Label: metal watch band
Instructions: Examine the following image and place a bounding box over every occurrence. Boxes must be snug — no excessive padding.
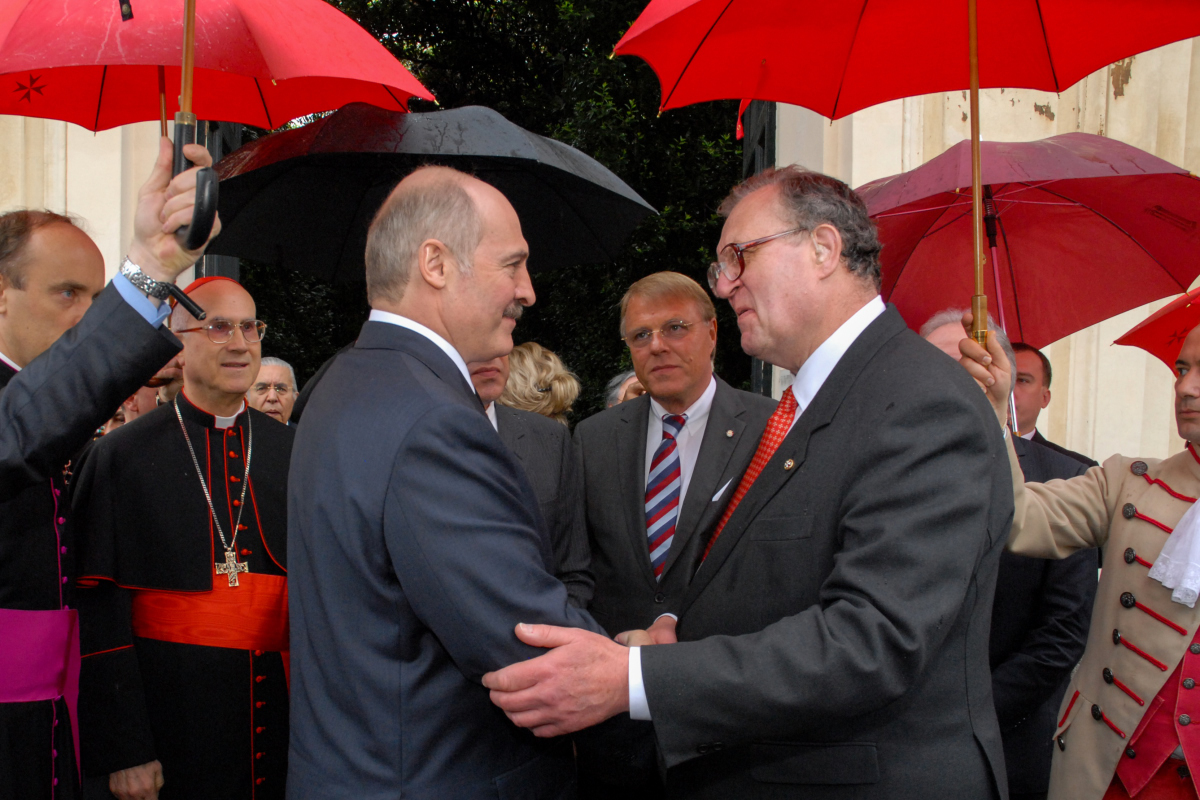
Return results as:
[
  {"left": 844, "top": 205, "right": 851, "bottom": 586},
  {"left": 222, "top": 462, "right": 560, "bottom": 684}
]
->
[{"left": 120, "top": 258, "right": 172, "bottom": 300}]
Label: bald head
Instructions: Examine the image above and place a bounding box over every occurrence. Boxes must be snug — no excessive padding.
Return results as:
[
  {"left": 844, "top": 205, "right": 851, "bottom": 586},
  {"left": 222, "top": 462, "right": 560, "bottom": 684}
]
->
[
  {"left": 365, "top": 166, "right": 487, "bottom": 305},
  {"left": 172, "top": 279, "right": 262, "bottom": 416}
]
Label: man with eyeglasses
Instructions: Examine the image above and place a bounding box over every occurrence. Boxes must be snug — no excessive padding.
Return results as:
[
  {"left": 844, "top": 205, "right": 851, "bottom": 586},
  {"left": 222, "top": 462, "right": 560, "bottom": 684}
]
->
[
  {"left": 483, "top": 166, "right": 1015, "bottom": 800},
  {"left": 70, "top": 276, "right": 294, "bottom": 800},
  {"left": 571, "top": 270, "right": 775, "bottom": 798},
  {"left": 248, "top": 357, "right": 298, "bottom": 425}
]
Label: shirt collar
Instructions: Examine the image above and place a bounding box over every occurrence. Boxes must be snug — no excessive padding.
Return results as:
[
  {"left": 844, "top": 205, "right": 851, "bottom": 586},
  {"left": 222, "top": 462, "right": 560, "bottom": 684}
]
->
[
  {"left": 1020, "top": 429, "right": 1036, "bottom": 440},
  {"left": 485, "top": 401, "right": 498, "bottom": 431},
  {"left": 0, "top": 349, "right": 20, "bottom": 373},
  {"left": 177, "top": 392, "right": 246, "bottom": 430},
  {"left": 368, "top": 309, "right": 473, "bottom": 389},
  {"left": 649, "top": 374, "right": 717, "bottom": 425},
  {"left": 790, "top": 296, "right": 886, "bottom": 412}
]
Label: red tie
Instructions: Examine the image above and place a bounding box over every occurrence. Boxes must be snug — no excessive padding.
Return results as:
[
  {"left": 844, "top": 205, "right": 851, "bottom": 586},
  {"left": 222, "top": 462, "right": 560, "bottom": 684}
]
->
[{"left": 703, "top": 386, "right": 799, "bottom": 560}]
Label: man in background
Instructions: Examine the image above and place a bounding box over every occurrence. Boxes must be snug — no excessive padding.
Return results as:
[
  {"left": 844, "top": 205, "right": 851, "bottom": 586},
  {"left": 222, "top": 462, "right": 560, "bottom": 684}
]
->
[
  {"left": 1011, "top": 342, "right": 1096, "bottom": 467},
  {"left": 605, "top": 369, "right": 644, "bottom": 408},
  {"left": 470, "top": 354, "right": 592, "bottom": 607},
  {"left": 248, "top": 356, "right": 298, "bottom": 424}
]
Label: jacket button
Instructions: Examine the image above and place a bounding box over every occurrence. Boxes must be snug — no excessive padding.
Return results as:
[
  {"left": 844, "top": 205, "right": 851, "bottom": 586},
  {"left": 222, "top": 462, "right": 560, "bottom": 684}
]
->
[
  {"left": 1123, "top": 503, "right": 1137, "bottom": 520},
  {"left": 1124, "top": 548, "right": 1137, "bottom": 564},
  {"left": 256, "top": 778, "right": 266, "bottom": 785},
  {"left": 1114, "top": 629, "right": 1123, "bottom": 645},
  {"left": 255, "top": 675, "right": 266, "bottom": 683},
  {"left": 654, "top": 592, "right": 666, "bottom": 603},
  {"left": 256, "top": 752, "right": 265, "bottom": 760},
  {"left": 1182, "top": 714, "right": 1192, "bottom": 726},
  {"left": 1185, "top": 679, "right": 1196, "bottom": 690},
  {"left": 1126, "top": 747, "right": 1136, "bottom": 759},
  {"left": 1121, "top": 592, "right": 1137, "bottom": 609},
  {"left": 1058, "top": 736, "right": 1067, "bottom": 751},
  {"left": 1092, "top": 704, "right": 1103, "bottom": 721},
  {"left": 256, "top": 726, "right": 265, "bottom": 734},
  {"left": 1131, "top": 461, "right": 1148, "bottom": 476},
  {"left": 1103, "top": 668, "right": 1114, "bottom": 684},
  {"left": 1191, "top": 643, "right": 1200, "bottom": 655}
]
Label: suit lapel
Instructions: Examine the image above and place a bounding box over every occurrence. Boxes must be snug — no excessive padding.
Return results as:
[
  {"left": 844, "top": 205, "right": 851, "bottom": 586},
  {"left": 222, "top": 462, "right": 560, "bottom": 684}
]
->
[
  {"left": 662, "top": 379, "right": 746, "bottom": 577},
  {"left": 495, "top": 406, "right": 525, "bottom": 455},
  {"left": 354, "top": 320, "right": 482, "bottom": 410},
  {"left": 617, "top": 395, "right": 658, "bottom": 589},
  {"left": 680, "top": 307, "right": 908, "bottom": 612}
]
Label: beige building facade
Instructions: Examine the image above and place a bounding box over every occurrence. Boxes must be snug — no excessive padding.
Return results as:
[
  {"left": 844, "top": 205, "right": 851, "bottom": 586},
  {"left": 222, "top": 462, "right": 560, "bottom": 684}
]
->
[{"left": 775, "top": 38, "right": 1200, "bottom": 463}]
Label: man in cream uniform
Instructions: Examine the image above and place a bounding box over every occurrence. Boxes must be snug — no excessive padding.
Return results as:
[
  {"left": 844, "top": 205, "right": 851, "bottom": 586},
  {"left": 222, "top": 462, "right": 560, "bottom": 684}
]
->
[{"left": 965, "top": 316, "right": 1200, "bottom": 800}]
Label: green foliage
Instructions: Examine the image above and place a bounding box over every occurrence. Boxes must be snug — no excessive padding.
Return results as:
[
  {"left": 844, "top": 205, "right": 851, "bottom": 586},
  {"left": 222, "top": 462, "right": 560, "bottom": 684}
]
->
[{"left": 241, "top": 0, "right": 748, "bottom": 419}]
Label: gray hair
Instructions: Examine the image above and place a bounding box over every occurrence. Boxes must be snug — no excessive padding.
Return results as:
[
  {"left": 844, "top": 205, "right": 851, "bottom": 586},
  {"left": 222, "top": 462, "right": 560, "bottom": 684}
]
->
[
  {"left": 719, "top": 166, "right": 883, "bottom": 290},
  {"left": 258, "top": 356, "right": 297, "bottom": 391},
  {"left": 605, "top": 369, "right": 637, "bottom": 408},
  {"left": 920, "top": 307, "right": 1016, "bottom": 395},
  {"left": 364, "top": 166, "right": 484, "bottom": 305}
]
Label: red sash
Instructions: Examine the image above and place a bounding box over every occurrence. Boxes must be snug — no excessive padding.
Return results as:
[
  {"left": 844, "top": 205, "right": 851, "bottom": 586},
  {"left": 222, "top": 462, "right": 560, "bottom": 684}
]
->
[{"left": 131, "top": 573, "right": 288, "bottom": 653}]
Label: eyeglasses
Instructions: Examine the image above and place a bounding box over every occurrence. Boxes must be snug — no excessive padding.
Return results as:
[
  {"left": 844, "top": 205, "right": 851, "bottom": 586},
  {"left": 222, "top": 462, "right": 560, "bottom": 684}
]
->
[
  {"left": 174, "top": 318, "right": 267, "bottom": 344},
  {"left": 623, "top": 319, "right": 696, "bottom": 349},
  {"left": 707, "top": 227, "right": 806, "bottom": 289},
  {"left": 252, "top": 382, "right": 293, "bottom": 396}
]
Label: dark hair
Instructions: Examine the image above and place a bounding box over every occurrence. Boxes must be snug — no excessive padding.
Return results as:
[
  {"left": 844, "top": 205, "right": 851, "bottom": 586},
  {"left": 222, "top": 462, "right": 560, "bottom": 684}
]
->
[
  {"left": 0, "top": 210, "right": 80, "bottom": 289},
  {"left": 718, "top": 166, "right": 883, "bottom": 290},
  {"left": 1012, "top": 342, "right": 1052, "bottom": 388}
]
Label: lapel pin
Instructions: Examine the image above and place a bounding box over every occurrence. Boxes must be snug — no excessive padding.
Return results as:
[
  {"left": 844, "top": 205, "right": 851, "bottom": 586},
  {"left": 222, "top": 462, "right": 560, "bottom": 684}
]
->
[
  {"left": 726, "top": 429, "right": 734, "bottom": 438},
  {"left": 783, "top": 459, "right": 795, "bottom": 471}
]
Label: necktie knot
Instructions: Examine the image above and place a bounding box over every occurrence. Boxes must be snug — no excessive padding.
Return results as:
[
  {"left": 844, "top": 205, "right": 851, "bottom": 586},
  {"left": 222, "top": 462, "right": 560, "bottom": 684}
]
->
[
  {"left": 779, "top": 386, "right": 798, "bottom": 416},
  {"left": 662, "top": 414, "right": 686, "bottom": 438}
]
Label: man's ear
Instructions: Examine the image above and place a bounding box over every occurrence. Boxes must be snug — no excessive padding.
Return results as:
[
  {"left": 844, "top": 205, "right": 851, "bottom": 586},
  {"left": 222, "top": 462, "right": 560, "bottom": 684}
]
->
[
  {"left": 810, "top": 224, "right": 843, "bottom": 279},
  {"left": 1043, "top": 388, "right": 1052, "bottom": 409},
  {"left": 416, "top": 239, "right": 452, "bottom": 289},
  {"left": 0, "top": 275, "right": 9, "bottom": 315}
]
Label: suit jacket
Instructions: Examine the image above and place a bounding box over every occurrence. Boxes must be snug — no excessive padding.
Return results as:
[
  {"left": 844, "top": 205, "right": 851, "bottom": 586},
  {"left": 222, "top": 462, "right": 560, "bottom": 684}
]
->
[
  {"left": 1007, "top": 441, "right": 1200, "bottom": 800},
  {"left": 495, "top": 404, "right": 593, "bottom": 608},
  {"left": 286, "top": 321, "right": 603, "bottom": 800},
  {"left": 994, "top": 438, "right": 1096, "bottom": 794},
  {"left": 639, "top": 307, "right": 1014, "bottom": 800},
  {"left": 1032, "top": 429, "right": 1098, "bottom": 469},
  {"left": 574, "top": 376, "right": 776, "bottom": 636}
]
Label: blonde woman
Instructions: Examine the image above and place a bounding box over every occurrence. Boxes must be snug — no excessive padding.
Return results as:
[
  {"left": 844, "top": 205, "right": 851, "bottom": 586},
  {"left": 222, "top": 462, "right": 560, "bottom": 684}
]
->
[{"left": 498, "top": 342, "right": 580, "bottom": 425}]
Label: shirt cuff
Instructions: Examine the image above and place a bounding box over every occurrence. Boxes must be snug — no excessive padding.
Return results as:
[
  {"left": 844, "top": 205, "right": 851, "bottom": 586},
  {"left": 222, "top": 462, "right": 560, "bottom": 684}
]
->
[
  {"left": 112, "top": 273, "right": 171, "bottom": 328},
  {"left": 628, "top": 646, "right": 652, "bottom": 721}
]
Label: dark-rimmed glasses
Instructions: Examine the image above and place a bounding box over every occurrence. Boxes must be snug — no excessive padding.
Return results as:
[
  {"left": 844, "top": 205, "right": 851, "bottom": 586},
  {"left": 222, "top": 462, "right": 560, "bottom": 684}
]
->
[
  {"left": 707, "top": 227, "right": 806, "bottom": 289},
  {"left": 623, "top": 319, "right": 696, "bottom": 349},
  {"left": 174, "top": 318, "right": 267, "bottom": 344}
]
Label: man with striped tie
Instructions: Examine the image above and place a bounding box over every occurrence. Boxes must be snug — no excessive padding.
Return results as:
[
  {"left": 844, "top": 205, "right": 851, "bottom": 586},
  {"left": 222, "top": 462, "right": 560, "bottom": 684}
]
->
[
  {"left": 571, "top": 272, "right": 774, "bottom": 798},
  {"left": 484, "top": 167, "right": 1015, "bottom": 800}
]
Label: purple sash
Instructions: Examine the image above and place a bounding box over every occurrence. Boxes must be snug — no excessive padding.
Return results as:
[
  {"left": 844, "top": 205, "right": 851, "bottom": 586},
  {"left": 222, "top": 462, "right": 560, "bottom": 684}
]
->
[{"left": 0, "top": 608, "right": 81, "bottom": 779}]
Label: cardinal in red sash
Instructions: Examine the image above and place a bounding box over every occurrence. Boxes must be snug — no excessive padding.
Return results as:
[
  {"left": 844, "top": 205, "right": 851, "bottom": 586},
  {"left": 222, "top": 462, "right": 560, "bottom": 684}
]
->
[{"left": 71, "top": 277, "right": 293, "bottom": 800}]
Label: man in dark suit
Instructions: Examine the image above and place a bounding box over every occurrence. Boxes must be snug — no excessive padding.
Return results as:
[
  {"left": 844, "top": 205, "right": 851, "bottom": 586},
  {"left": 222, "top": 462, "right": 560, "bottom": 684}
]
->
[
  {"left": 470, "top": 355, "right": 593, "bottom": 607},
  {"left": 484, "top": 166, "right": 1014, "bottom": 799},
  {"left": 1011, "top": 342, "right": 1097, "bottom": 468},
  {"left": 925, "top": 314, "right": 1097, "bottom": 800},
  {"left": 288, "top": 165, "right": 605, "bottom": 799},
  {"left": 0, "top": 139, "right": 220, "bottom": 800}
]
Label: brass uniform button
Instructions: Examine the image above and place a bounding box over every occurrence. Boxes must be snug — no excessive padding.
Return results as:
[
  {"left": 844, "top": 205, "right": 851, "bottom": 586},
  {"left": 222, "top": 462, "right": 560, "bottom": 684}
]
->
[
  {"left": 1114, "top": 629, "right": 1123, "bottom": 645},
  {"left": 1191, "top": 643, "right": 1200, "bottom": 655},
  {"left": 1126, "top": 747, "right": 1136, "bottom": 759},
  {"left": 1092, "top": 704, "right": 1103, "bottom": 721},
  {"left": 1124, "top": 548, "right": 1137, "bottom": 564},
  {"left": 1123, "top": 503, "right": 1137, "bottom": 520},
  {"left": 1185, "top": 679, "right": 1196, "bottom": 690},
  {"left": 1131, "top": 461, "right": 1148, "bottom": 476},
  {"left": 1181, "top": 714, "right": 1191, "bottom": 726},
  {"left": 1103, "top": 668, "right": 1114, "bottom": 684},
  {"left": 1121, "top": 592, "right": 1137, "bottom": 609}
]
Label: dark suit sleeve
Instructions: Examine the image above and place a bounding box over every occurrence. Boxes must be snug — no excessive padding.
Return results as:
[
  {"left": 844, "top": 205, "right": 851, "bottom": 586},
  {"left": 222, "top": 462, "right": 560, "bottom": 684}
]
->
[
  {"left": 991, "top": 458, "right": 1095, "bottom": 729},
  {"left": 385, "top": 403, "right": 604, "bottom": 681},
  {"left": 641, "top": 388, "right": 1008, "bottom": 767},
  {"left": 554, "top": 430, "right": 593, "bottom": 609},
  {"left": 0, "top": 283, "right": 179, "bottom": 501}
]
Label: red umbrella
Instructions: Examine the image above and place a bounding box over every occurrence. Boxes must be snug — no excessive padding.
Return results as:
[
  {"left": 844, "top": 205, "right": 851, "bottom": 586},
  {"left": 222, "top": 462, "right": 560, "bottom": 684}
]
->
[
  {"left": 0, "top": 0, "right": 434, "bottom": 131},
  {"left": 614, "top": 0, "right": 1200, "bottom": 345},
  {"left": 856, "top": 132, "right": 1200, "bottom": 349},
  {"left": 1115, "top": 287, "right": 1200, "bottom": 370}
]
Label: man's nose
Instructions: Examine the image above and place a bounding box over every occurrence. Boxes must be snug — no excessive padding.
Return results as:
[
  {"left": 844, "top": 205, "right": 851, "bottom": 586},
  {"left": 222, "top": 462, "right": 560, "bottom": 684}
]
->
[
  {"left": 648, "top": 331, "right": 671, "bottom": 353},
  {"left": 1180, "top": 367, "right": 1200, "bottom": 399},
  {"left": 515, "top": 265, "right": 536, "bottom": 308}
]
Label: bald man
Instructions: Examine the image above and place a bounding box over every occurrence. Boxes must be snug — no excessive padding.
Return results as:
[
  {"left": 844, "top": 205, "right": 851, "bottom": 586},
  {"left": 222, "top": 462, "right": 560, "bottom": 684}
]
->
[{"left": 71, "top": 277, "right": 294, "bottom": 800}]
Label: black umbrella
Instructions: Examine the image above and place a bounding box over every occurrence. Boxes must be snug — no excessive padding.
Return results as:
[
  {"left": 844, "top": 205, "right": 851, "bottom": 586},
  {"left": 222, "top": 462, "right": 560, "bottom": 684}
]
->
[{"left": 210, "top": 103, "right": 656, "bottom": 278}]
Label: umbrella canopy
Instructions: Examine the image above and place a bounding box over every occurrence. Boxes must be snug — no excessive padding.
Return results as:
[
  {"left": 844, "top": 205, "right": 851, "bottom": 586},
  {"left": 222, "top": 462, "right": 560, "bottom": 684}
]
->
[
  {"left": 856, "top": 132, "right": 1200, "bottom": 348},
  {"left": 1115, "top": 287, "right": 1200, "bottom": 370},
  {"left": 209, "top": 103, "right": 656, "bottom": 278},
  {"left": 613, "top": 0, "right": 1200, "bottom": 119},
  {"left": 0, "top": 0, "right": 433, "bottom": 131}
]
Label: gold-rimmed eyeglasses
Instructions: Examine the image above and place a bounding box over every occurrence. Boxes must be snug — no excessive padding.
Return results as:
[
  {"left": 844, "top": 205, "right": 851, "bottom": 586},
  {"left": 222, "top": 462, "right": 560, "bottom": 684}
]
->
[
  {"left": 707, "top": 227, "right": 806, "bottom": 290},
  {"left": 623, "top": 319, "right": 696, "bottom": 349},
  {"left": 174, "top": 318, "right": 267, "bottom": 344}
]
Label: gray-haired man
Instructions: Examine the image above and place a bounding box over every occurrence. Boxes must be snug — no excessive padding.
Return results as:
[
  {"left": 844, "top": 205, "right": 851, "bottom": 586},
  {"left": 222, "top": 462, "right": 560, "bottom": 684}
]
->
[{"left": 249, "top": 356, "right": 298, "bottom": 424}]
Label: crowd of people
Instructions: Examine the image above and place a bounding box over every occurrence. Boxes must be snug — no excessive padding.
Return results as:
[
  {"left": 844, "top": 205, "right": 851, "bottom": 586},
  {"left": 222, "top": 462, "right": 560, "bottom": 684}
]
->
[{"left": 2, "top": 139, "right": 1199, "bottom": 800}]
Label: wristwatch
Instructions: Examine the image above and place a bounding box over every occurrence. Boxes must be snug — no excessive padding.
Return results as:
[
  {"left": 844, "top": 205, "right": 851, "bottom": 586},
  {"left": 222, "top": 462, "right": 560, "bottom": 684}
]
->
[{"left": 120, "top": 258, "right": 171, "bottom": 300}]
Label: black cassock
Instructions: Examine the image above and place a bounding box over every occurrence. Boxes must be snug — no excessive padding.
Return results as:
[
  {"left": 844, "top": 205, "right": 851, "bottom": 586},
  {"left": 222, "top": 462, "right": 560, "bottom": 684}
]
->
[
  {"left": 70, "top": 396, "right": 293, "bottom": 800},
  {"left": 0, "top": 283, "right": 180, "bottom": 800}
]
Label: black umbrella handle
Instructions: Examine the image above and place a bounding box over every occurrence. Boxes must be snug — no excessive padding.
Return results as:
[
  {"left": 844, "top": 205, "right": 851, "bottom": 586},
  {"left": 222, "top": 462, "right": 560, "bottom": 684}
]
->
[{"left": 169, "top": 113, "right": 216, "bottom": 320}]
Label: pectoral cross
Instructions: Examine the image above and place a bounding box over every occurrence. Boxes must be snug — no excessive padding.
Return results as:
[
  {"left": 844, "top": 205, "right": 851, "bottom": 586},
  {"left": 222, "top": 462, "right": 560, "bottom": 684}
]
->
[{"left": 215, "top": 549, "right": 248, "bottom": 587}]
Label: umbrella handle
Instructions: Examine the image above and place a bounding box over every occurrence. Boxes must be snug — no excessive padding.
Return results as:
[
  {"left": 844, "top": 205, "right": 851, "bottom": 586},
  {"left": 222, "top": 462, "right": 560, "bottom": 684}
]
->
[{"left": 170, "top": 113, "right": 217, "bottom": 320}]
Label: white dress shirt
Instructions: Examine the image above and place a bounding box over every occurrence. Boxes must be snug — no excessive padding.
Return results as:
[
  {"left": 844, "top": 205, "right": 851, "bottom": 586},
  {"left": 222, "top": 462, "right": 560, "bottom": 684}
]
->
[
  {"left": 644, "top": 375, "right": 717, "bottom": 512},
  {"left": 0, "top": 350, "right": 19, "bottom": 373},
  {"left": 485, "top": 401, "right": 498, "bottom": 431},
  {"left": 1020, "top": 429, "right": 1036, "bottom": 441},
  {"left": 628, "top": 295, "right": 887, "bottom": 721},
  {"left": 367, "top": 309, "right": 474, "bottom": 388}
]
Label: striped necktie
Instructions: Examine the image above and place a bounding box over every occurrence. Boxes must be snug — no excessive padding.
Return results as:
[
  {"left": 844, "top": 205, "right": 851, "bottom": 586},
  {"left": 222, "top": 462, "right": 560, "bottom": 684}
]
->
[
  {"left": 703, "top": 387, "right": 798, "bottom": 560},
  {"left": 646, "top": 413, "right": 687, "bottom": 580}
]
